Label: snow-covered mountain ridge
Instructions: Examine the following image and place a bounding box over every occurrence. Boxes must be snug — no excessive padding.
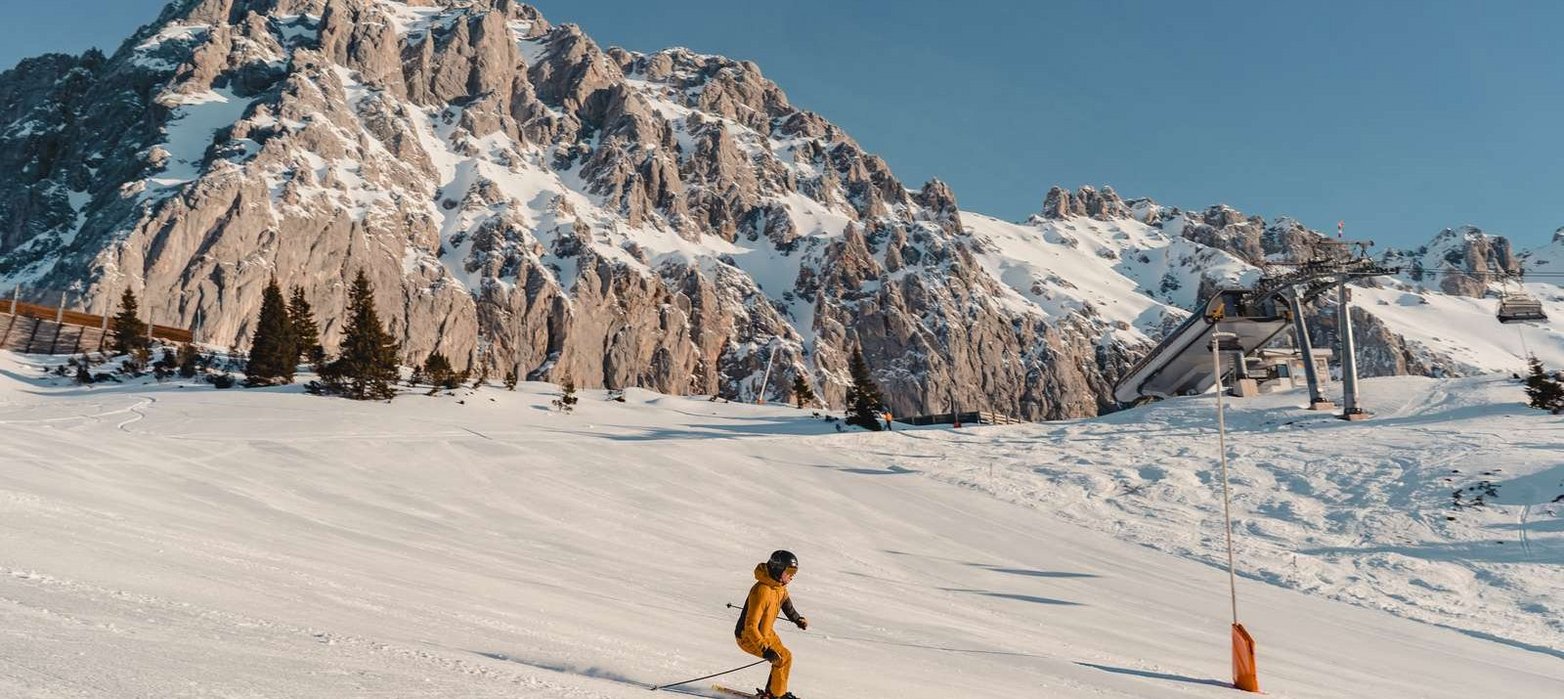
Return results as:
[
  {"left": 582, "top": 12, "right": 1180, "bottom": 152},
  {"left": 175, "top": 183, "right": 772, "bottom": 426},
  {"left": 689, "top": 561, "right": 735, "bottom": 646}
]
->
[{"left": 1, "top": 0, "right": 1561, "bottom": 418}]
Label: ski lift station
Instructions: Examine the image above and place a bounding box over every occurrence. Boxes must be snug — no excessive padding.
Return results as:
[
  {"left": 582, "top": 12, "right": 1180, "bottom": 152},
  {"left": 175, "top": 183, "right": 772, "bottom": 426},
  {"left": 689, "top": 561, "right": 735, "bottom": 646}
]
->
[
  {"left": 1115, "top": 242, "right": 1557, "bottom": 417},
  {"left": 1114, "top": 245, "right": 1397, "bottom": 418},
  {"left": 1113, "top": 288, "right": 1292, "bottom": 404}
]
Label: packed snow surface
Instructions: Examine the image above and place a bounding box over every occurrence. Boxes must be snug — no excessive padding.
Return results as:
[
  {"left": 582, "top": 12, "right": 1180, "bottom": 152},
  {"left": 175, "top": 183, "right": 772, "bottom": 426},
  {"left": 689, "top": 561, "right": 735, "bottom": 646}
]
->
[{"left": 0, "top": 351, "right": 1559, "bottom": 697}]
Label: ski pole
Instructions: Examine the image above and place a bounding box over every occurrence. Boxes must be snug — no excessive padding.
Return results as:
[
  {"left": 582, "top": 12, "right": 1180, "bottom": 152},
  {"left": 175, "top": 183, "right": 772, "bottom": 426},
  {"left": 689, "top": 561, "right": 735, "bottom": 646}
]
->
[
  {"left": 727, "top": 603, "right": 805, "bottom": 627},
  {"left": 649, "top": 659, "right": 768, "bottom": 691}
]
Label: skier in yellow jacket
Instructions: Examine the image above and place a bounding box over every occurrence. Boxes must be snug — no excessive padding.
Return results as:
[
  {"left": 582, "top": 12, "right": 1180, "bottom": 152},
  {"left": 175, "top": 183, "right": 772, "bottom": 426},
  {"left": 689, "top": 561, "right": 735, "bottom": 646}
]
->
[{"left": 734, "top": 550, "right": 808, "bottom": 699}]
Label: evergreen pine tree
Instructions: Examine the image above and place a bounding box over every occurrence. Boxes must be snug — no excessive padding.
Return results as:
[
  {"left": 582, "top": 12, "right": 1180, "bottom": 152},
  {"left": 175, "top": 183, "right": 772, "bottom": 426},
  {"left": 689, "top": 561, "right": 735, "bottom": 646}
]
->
[
  {"left": 844, "top": 347, "right": 886, "bottom": 431},
  {"left": 422, "top": 352, "right": 457, "bottom": 389},
  {"left": 552, "top": 379, "right": 579, "bottom": 413},
  {"left": 1523, "top": 355, "right": 1564, "bottom": 414},
  {"left": 503, "top": 368, "right": 518, "bottom": 391},
  {"left": 112, "top": 289, "right": 149, "bottom": 355},
  {"left": 288, "top": 286, "right": 324, "bottom": 367},
  {"left": 245, "top": 279, "right": 296, "bottom": 386},
  {"left": 319, "top": 271, "right": 400, "bottom": 400},
  {"left": 791, "top": 373, "right": 816, "bottom": 409}
]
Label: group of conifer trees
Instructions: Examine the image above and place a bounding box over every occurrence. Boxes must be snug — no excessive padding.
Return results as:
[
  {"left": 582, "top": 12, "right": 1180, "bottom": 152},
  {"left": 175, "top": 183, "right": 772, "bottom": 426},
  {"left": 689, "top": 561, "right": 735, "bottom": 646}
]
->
[
  {"left": 781, "top": 346, "right": 888, "bottom": 430},
  {"left": 122, "top": 270, "right": 895, "bottom": 413},
  {"left": 779, "top": 347, "right": 887, "bottom": 429},
  {"left": 247, "top": 271, "right": 399, "bottom": 400}
]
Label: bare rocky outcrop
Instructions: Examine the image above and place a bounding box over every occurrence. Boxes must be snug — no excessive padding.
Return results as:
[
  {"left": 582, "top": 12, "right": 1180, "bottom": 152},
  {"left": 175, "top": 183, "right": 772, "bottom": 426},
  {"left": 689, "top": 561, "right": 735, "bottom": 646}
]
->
[
  {"left": 1380, "top": 225, "right": 1522, "bottom": 298},
  {"left": 1040, "top": 185, "right": 1129, "bottom": 221}
]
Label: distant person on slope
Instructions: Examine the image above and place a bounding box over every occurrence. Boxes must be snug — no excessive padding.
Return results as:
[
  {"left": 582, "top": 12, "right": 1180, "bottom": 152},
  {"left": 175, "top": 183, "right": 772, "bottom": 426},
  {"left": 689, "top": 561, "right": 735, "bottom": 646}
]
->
[{"left": 734, "top": 550, "right": 809, "bottom": 699}]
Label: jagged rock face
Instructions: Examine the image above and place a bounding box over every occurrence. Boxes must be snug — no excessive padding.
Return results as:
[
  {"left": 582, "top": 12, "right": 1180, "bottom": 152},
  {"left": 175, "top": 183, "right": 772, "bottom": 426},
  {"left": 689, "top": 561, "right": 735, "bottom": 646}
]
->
[
  {"left": 2, "top": 5, "right": 1547, "bottom": 418},
  {"left": 1040, "top": 185, "right": 1128, "bottom": 221},
  {"left": 1118, "top": 197, "right": 1347, "bottom": 267},
  {"left": 1380, "top": 225, "right": 1522, "bottom": 297},
  {"left": 0, "top": 0, "right": 1136, "bottom": 420},
  {"left": 1297, "top": 306, "right": 1460, "bottom": 378}
]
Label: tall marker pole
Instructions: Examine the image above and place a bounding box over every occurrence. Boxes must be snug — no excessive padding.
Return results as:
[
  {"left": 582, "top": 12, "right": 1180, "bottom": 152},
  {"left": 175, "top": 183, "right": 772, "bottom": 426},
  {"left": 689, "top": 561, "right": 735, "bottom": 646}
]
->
[{"left": 1212, "top": 330, "right": 1260, "bottom": 693}]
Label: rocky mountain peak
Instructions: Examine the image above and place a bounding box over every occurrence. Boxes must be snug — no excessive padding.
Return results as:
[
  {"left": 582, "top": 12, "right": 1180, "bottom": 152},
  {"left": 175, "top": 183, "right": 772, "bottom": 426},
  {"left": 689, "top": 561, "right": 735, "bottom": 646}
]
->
[
  {"left": 0, "top": 0, "right": 1134, "bottom": 420},
  {"left": 0, "top": 1, "right": 1553, "bottom": 421},
  {"left": 1380, "top": 225, "right": 1520, "bottom": 297},
  {"left": 1039, "top": 185, "right": 1129, "bottom": 221}
]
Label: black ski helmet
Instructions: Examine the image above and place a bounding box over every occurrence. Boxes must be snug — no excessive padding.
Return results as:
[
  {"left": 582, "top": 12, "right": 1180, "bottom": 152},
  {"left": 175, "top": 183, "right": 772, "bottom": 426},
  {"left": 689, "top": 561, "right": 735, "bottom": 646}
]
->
[{"left": 766, "top": 550, "right": 799, "bottom": 580}]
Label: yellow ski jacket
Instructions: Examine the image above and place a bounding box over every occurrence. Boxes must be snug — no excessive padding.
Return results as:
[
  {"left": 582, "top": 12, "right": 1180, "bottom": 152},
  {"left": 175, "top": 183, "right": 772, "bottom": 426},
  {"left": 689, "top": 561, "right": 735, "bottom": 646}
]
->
[{"left": 734, "top": 563, "right": 801, "bottom": 649}]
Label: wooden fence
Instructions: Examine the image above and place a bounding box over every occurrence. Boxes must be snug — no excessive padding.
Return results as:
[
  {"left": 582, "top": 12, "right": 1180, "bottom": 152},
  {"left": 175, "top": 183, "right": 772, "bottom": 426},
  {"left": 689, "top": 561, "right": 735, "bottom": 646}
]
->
[
  {"left": 896, "top": 410, "right": 1025, "bottom": 427},
  {"left": 0, "top": 297, "right": 193, "bottom": 355}
]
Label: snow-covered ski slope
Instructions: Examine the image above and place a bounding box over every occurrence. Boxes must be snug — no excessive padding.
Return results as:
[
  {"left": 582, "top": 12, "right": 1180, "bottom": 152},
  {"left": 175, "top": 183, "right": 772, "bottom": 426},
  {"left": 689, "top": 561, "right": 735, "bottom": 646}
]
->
[{"left": 0, "top": 352, "right": 1559, "bottom": 698}]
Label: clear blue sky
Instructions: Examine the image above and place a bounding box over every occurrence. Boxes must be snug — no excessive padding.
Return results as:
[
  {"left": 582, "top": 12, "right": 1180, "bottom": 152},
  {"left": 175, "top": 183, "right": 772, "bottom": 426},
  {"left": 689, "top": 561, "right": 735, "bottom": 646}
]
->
[{"left": 3, "top": 0, "right": 1560, "bottom": 248}]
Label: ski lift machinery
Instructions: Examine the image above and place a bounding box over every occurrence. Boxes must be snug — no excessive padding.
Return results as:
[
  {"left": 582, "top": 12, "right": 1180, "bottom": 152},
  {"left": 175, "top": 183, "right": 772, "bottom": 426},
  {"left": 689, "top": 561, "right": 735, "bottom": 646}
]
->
[{"left": 1113, "top": 243, "right": 1395, "bottom": 407}]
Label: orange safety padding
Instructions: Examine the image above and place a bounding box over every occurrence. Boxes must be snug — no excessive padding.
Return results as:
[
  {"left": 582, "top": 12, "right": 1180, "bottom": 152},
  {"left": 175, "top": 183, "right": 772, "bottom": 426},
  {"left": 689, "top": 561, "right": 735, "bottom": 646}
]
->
[{"left": 1231, "top": 623, "right": 1259, "bottom": 692}]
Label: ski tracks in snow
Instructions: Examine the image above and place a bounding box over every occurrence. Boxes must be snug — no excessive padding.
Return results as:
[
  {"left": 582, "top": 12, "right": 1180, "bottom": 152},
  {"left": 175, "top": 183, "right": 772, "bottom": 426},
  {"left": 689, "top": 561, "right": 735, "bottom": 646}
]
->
[
  {"left": 843, "top": 387, "right": 1564, "bottom": 656},
  {"left": 0, "top": 565, "right": 623, "bottom": 698},
  {"left": 115, "top": 394, "right": 154, "bottom": 432}
]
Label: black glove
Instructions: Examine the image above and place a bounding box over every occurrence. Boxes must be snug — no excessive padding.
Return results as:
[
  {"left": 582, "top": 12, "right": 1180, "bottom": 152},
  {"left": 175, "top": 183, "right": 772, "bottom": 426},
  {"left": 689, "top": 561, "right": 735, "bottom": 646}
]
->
[
  {"left": 794, "top": 616, "right": 809, "bottom": 631},
  {"left": 762, "top": 647, "right": 780, "bottom": 663}
]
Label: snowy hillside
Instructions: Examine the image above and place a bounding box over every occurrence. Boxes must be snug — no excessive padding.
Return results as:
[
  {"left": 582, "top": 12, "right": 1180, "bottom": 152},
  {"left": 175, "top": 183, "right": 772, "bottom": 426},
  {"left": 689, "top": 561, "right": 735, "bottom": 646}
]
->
[
  {"left": 1, "top": 350, "right": 1559, "bottom": 698},
  {"left": 964, "top": 212, "right": 1251, "bottom": 341},
  {"left": 1346, "top": 282, "right": 1564, "bottom": 371},
  {"left": 968, "top": 204, "right": 1564, "bottom": 379}
]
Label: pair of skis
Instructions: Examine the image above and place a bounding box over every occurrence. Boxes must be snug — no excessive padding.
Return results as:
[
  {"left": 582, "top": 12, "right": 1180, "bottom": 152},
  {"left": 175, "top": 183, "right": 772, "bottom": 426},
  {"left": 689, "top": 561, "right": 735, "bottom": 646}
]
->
[
  {"left": 711, "top": 687, "right": 808, "bottom": 699},
  {"left": 655, "top": 683, "right": 773, "bottom": 698}
]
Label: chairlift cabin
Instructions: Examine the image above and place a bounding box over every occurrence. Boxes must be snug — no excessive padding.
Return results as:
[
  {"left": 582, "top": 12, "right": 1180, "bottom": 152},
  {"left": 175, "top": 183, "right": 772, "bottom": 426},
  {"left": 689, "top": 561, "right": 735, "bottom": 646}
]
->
[{"left": 1497, "top": 292, "right": 1547, "bottom": 324}]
